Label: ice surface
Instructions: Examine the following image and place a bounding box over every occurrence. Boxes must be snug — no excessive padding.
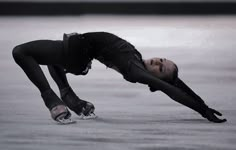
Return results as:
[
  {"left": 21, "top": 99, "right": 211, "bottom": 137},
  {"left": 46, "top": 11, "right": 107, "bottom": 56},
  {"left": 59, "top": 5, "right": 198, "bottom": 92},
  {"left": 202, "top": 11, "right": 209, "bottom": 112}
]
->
[{"left": 0, "top": 15, "right": 236, "bottom": 150}]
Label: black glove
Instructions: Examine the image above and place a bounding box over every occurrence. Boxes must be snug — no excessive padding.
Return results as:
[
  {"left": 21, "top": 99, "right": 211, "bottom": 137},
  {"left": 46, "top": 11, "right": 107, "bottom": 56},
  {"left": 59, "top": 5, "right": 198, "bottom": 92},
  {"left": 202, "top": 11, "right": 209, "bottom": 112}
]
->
[{"left": 202, "top": 108, "right": 227, "bottom": 123}]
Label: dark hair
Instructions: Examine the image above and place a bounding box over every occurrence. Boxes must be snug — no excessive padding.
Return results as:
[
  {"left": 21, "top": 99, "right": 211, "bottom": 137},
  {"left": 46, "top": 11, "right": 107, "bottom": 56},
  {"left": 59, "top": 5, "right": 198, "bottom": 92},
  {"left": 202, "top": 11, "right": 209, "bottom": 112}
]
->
[
  {"left": 172, "top": 64, "right": 179, "bottom": 82},
  {"left": 163, "top": 63, "right": 178, "bottom": 84}
]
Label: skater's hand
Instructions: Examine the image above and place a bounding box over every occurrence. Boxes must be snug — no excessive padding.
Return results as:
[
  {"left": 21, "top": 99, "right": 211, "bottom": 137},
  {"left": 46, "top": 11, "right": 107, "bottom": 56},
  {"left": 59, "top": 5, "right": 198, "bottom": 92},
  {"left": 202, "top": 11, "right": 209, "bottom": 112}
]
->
[{"left": 204, "top": 108, "right": 227, "bottom": 123}]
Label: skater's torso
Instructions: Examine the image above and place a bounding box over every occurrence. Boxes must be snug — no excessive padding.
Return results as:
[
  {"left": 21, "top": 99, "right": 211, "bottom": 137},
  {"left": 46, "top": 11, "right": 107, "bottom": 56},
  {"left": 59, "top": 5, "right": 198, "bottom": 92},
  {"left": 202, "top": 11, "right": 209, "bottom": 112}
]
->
[
  {"left": 83, "top": 32, "right": 123, "bottom": 54},
  {"left": 63, "top": 32, "right": 145, "bottom": 79}
]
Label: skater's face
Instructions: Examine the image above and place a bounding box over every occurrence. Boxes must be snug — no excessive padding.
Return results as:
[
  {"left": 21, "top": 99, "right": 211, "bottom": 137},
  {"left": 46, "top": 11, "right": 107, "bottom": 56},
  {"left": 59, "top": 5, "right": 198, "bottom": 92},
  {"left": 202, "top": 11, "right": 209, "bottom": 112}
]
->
[{"left": 144, "top": 58, "right": 177, "bottom": 82}]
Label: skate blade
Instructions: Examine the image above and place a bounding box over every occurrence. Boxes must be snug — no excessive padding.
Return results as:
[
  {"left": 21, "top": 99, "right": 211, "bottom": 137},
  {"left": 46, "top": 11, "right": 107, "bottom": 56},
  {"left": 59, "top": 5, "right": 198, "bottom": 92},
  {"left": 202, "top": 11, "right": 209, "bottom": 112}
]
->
[
  {"left": 56, "top": 118, "right": 76, "bottom": 125},
  {"left": 77, "top": 113, "right": 97, "bottom": 120}
]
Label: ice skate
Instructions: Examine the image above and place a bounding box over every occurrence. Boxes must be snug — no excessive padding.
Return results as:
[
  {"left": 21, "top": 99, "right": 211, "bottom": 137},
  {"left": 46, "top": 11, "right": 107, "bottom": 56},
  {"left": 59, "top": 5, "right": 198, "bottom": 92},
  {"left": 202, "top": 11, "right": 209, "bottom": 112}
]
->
[
  {"left": 76, "top": 101, "right": 97, "bottom": 120},
  {"left": 60, "top": 87, "right": 97, "bottom": 119},
  {"left": 50, "top": 105, "right": 76, "bottom": 124}
]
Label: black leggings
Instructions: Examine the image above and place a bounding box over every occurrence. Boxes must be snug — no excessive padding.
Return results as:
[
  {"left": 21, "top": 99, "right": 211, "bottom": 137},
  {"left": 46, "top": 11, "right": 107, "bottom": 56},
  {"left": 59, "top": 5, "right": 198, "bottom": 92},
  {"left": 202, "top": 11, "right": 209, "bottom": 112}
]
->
[
  {"left": 12, "top": 40, "right": 69, "bottom": 109},
  {"left": 12, "top": 40, "right": 66, "bottom": 93}
]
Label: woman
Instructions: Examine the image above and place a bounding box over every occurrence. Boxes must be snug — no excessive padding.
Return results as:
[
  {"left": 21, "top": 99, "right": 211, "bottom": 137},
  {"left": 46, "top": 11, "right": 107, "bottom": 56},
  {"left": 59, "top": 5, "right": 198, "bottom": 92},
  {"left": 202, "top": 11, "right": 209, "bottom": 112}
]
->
[{"left": 12, "top": 32, "right": 226, "bottom": 124}]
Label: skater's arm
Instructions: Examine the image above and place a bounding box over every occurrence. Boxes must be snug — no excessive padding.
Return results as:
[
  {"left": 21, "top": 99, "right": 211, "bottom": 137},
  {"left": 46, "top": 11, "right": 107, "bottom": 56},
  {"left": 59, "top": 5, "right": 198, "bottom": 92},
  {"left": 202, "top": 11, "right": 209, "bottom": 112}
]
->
[
  {"left": 126, "top": 60, "right": 207, "bottom": 113},
  {"left": 150, "top": 77, "right": 207, "bottom": 105},
  {"left": 127, "top": 60, "right": 226, "bottom": 123},
  {"left": 174, "top": 78, "right": 206, "bottom": 105}
]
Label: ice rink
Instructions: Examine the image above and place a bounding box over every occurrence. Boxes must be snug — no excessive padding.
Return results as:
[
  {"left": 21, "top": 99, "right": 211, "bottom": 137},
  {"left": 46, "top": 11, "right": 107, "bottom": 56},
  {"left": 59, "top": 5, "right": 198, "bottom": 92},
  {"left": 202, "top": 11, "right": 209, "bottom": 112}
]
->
[{"left": 0, "top": 15, "right": 236, "bottom": 150}]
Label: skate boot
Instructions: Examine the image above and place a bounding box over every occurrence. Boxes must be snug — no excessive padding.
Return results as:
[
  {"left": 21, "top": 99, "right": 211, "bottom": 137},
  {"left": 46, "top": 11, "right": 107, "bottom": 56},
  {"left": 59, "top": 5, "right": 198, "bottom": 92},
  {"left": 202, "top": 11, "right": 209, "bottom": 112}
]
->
[
  {"left": 41, "top": 89, "right": 76, "bottom": 124},
  {"left": 75, "top": 100, "right": 97, "bottom": 120},
  {"left": 60, "top": 87, "right": 97, "bottom": 119},
  {"left": 50, "top": 105, "right": 76, "bottom": 124}
]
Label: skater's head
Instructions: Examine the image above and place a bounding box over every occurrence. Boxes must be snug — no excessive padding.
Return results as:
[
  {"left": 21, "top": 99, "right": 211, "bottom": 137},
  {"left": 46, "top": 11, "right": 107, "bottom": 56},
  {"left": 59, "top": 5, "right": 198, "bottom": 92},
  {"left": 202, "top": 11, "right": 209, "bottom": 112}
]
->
[{"left": 143, "top": 57, "right": 178, "bottom": 84}]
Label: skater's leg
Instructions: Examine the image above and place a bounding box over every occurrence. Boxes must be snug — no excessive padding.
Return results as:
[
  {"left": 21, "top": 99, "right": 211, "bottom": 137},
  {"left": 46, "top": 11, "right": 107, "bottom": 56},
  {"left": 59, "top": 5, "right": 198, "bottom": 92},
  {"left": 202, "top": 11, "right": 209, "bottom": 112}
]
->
[
  {"left": 47, "top": 65, "right": 84, "bottom": 109},
  {"left": 12, "top": 40, "right": 65, "bottom": 109},
  {"left": 48, "top": 61, "right": 96, "bottom": 118},
  {"left": 48, "top": 65, "right": 69, "bottom": 90}
]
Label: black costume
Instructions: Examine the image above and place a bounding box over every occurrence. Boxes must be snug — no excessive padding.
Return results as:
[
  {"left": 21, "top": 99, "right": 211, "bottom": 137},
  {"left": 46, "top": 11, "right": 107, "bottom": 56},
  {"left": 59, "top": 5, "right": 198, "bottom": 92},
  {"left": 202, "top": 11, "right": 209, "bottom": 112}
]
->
[
  {"left": 12, "top": 32, "right": 226, "bottom": 123},
  {"left": 62, "top": 32, "right": 143, "bottom": 78}
]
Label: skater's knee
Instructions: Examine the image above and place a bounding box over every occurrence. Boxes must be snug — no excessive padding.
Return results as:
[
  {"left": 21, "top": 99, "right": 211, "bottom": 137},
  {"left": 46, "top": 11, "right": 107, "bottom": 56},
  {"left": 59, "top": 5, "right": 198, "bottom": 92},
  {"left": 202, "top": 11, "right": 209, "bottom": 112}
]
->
[{"left": 12, "top": 45, "right": 27, "bottom": 62}]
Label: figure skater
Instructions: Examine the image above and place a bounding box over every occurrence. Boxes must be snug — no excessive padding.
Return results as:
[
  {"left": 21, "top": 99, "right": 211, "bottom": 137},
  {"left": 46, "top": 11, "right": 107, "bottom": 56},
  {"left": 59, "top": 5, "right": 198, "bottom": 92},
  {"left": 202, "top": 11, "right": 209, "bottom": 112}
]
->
[{"left": 12, "top": 32, "right": 227, "bottom": 124}]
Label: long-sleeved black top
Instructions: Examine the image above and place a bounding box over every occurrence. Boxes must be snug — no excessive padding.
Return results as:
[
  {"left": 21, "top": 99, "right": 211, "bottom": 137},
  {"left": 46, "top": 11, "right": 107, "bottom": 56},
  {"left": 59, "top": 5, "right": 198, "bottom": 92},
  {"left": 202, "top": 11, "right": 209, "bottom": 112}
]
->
[{"left": 63, "top": 32, "right": 144, "bottom": 80}]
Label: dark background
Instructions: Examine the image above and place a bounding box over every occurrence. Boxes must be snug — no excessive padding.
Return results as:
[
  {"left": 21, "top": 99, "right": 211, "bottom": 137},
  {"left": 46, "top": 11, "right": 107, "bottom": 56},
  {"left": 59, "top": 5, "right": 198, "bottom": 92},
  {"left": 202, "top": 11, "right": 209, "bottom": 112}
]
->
[{"left": 1, "top": 0, "right": 236, "bottom": 15}]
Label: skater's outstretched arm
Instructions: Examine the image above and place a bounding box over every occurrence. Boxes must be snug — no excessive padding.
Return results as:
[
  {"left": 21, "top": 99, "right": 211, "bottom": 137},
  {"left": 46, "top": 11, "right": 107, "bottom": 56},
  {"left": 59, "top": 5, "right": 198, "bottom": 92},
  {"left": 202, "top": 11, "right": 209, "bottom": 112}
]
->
[
  {"left": 127, "top": 60, "right": 226, "bottom": 123},
  {"left": 174, "top": 78, "right": 206, "bottom": 105},
  {"left": 151, "top": 77, "right": 207, "bottom": 105},
  {"left": 170, "top": 78, "right": 227, "bottom": 123}
]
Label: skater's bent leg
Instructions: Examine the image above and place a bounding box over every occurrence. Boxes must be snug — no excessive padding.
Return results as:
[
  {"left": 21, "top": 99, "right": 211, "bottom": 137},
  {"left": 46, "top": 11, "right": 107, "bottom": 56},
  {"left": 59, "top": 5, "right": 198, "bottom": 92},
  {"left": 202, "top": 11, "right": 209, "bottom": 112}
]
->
[
  {"left": 13, "top": 48, "right": 50, "bottom": 93},
  {"left": 12, "top": 40, "right": 65, "bottom": 109},
  {"left": 48, "top": 65, "right": 96, "bottom": 117},
  {"left": 48, "top": 65, "right": 69, "bottom": 90}
]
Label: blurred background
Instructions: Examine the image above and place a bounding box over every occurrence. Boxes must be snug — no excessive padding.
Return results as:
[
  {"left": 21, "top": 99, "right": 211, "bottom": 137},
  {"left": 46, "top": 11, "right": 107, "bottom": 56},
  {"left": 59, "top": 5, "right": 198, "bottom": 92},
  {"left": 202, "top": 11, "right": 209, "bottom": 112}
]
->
[{"left": 1, "top": 1, "right": 236, "bottom": 150}]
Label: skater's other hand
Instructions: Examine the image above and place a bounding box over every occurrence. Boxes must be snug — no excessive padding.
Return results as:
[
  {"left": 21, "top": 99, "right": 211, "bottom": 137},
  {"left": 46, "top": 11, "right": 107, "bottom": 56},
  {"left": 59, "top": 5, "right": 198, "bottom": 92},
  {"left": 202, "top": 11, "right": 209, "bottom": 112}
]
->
[{"left": 204, "top": 108, "right": 227, "bottom": 123}]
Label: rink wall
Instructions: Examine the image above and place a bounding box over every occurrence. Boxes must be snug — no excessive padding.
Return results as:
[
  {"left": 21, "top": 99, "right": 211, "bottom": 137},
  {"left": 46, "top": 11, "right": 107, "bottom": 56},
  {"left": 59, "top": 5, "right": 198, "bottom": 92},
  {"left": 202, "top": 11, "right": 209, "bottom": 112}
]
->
[{"left": 1, "top": 1, "right": 236, "bottom": 15}]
